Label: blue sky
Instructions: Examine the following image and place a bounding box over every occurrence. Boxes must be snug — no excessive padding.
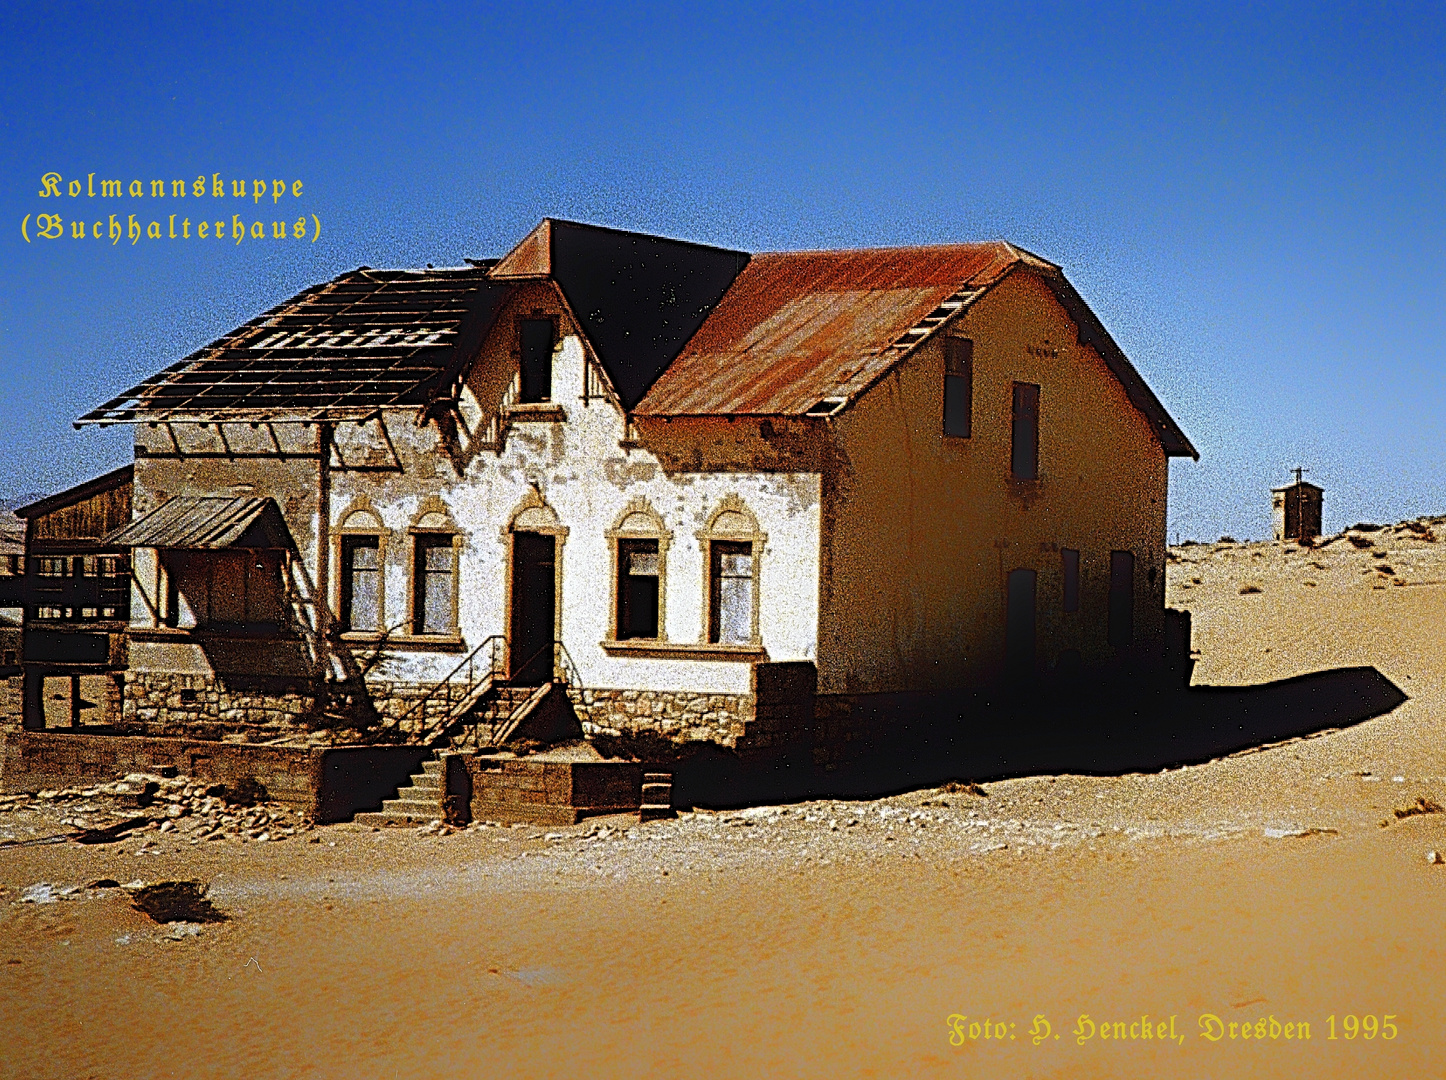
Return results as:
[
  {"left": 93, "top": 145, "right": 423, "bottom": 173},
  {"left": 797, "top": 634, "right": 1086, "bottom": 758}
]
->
[{"left": 2, "top": 1, "right": 1443, "bottom": 539}]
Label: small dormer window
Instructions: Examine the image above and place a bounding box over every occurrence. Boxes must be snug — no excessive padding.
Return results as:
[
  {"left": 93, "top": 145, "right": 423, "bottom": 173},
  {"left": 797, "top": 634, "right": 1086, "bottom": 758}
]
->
[{"left": 519, "top": 319, "right": 555, "bottom": 403}]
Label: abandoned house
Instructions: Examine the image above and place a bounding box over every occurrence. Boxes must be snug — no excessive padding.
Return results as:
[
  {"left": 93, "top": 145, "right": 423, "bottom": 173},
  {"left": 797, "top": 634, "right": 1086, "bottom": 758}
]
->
[
  {"left": 66, "top": 218, "right": 1196, "bottom": 758},
  {"left": 12, "top": 466, "right": 133, "bottom": 727}
]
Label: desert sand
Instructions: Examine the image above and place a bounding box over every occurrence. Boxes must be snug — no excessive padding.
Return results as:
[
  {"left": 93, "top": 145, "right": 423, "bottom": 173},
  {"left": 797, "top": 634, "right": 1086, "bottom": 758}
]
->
[{"left": 2, "top": 522, "right": 1444, "bottom": 1078}]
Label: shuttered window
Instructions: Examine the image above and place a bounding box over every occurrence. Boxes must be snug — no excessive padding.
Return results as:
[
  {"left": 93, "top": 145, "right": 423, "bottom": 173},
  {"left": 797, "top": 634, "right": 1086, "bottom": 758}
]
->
[
  {"left": 944, "top": 338, "right": 973, "bottom": 438},
  {"left": 1011, "top": 382, "right": 1039, "bottom": 480}
]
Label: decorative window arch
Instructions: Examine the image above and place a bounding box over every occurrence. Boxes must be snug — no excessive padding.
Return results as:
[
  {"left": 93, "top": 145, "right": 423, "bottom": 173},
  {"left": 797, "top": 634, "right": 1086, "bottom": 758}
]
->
[
  {"left": 695, "top": 494, "right": 767, "bottom": 646},
  {"left": 406, "top": 495, "right": 463, "bottom": 640},
  {"left": 333, "top": 495, "right": 390, "bottom": 635},
  {"left": 604, "top": 497, "right": 672, "bottom": 642}
]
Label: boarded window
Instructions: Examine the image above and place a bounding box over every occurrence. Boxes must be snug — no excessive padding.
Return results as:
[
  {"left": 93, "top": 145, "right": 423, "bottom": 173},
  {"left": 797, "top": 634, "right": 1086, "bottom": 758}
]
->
[
  {"left": 1005, "top": 568, "right": 1037, "bottom": 678},
  {"left": 413, "top": 537, "right": 456, "bottom": 636},
  {"left": 944, "top": 338, "right": 973, "bottom": 438},
  {"left": 710, "top": 541, "right": 754, "bottom": 645},
  {"left": 1011, "top": 382, "right": 1039, "bottom": 480},
  {"left": 341, "top": 536, "right": 381, "bottom": 633},
  {"left": 617, "top": 538, "right": 660, "bottom": 640},
  {"left": 1061, "top": 548, "right": 1080, "bottom": 613},
  {"left": 519, "top": 319, "right": 555, "bottom": 403},
  {"left": 1108, "top": 550, "right": 1134, "bottom": 648}
]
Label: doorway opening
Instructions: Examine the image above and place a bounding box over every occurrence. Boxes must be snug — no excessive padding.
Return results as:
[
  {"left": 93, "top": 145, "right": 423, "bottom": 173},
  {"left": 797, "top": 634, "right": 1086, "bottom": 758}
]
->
[{"left": 509, "top": 532, "right": 557, "bottom": 683}]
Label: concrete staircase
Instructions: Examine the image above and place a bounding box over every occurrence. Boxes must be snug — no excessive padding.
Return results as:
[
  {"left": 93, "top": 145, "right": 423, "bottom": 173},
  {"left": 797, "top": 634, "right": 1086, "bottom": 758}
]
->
[
  {"left": 353, "top": 682, "right": 561, "bottom": 826},
  {"left": 354, "top": 755, "right": 450, "bottom": 826}
]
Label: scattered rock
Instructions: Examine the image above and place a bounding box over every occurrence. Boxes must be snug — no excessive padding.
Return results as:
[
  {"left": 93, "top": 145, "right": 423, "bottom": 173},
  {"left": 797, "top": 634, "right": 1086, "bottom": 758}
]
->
[
  {"left": 1393, "top": 796, "right": 1443, "bottom": 820},
  {"left": 940, "top": 781, "right": 987, "bottom": 797},
  {"left": 17, "top": 883, "right": 56, "bottom": 904},
  {"left": 1427, "top": 851, "right": 1444, "bottom": 865},
  {"left": 130, "top": 881, "right": 229, "bottom": 924}
]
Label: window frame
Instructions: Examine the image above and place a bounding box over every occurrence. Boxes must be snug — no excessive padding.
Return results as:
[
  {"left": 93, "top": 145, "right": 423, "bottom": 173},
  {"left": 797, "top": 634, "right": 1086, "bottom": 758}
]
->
[
  {"left": 332, "top": 500, "right": 391, "bottom": 639},
  {"left": 517, "top": 315, "right": 558, "bottom": 405},
  {"left": 695, "top": 496, "right": 766, "bottom": 648},
  {"left": 943, "top": 337, "right": 973, "bottom": 439},
  {"left": 1011, "top": 381, "right": 1040, "bottom": 481},
  {"left": 604, "top": 498, "right": 671, "bottom": 644},
  {"left": 404, "top": 496, "right": 464, "bottom": 645}
]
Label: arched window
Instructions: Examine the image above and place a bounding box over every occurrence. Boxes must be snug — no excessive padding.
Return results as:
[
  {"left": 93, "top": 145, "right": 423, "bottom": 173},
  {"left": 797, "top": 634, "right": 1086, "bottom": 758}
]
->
[
  {"left": 695, "top": 495, "right": 766, "bottom": 646},
  {"left": 407, "top": 496, "right": 462, "bottom": 640},
  {"left": 334, "top": 498, "right": 389, "bottom": 635},
  {"left": 605, "top": 498, "right": 671, "bottom": 642}
]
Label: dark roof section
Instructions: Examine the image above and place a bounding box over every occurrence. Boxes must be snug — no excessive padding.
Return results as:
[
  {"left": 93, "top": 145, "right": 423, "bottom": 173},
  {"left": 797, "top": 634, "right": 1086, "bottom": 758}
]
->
[
  {"left": 13, "top": 465, "right": 135, "bottom": 519},
  {"left": 105, "top": 496, "right": 292, "bottom": 549},
  {"left": 77, "top": 269, "right": 515, "bottom": 425},
  {"left": 491, "top": 220, "right": 750, "bottom": 409},
  {"left": 637, "top": 243, "right": 1198, "bottom": 459}
]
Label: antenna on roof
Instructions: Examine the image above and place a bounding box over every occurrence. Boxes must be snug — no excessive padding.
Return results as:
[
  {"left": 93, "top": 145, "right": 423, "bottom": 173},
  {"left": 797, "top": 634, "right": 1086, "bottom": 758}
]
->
[{"left": 1292, "top": 465, "right": 1308, "bottom": 485}]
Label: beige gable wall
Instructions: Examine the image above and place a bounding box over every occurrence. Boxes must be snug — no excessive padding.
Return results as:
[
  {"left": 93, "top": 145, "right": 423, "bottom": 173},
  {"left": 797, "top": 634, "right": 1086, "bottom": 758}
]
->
[{"left": 818, "top": 269, "right": 1169, "bottom": 694}]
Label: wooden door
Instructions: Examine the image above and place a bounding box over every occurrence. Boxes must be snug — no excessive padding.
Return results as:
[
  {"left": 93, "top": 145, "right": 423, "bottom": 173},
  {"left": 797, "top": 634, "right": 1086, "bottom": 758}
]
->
[{"left": 510, "top": 532, "right": 556, "bottom": 683}]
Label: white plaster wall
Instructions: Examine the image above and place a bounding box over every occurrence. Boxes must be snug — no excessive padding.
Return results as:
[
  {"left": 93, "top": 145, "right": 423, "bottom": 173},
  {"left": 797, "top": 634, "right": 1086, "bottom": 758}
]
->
[{"left": 329, "top": 332, "right": 822, "bottom": 696}]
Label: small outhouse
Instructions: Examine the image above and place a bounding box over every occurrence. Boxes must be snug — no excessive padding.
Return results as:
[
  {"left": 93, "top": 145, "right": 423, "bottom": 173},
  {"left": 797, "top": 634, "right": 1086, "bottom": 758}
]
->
[{"left": 1272, "top": 476, "right": 1323, "bottom": 541}]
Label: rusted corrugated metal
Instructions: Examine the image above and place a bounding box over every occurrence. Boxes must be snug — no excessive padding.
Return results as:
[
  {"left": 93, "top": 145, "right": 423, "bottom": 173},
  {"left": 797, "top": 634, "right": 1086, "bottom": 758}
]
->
[
  {"left": 634, "top": 241, "right": 1198, "bottom": 459},
  {"left": 634, "top": 243, "right": 1028, "bottom": 417},
  {"left": 106, "top": 497, "right": 290, "bottom": 549}
]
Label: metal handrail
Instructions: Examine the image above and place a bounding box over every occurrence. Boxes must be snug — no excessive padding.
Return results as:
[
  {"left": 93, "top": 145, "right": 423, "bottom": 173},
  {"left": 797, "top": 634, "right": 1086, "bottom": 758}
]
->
[{"left": 389, "top": 634, "right": 506, "bottom": 732}]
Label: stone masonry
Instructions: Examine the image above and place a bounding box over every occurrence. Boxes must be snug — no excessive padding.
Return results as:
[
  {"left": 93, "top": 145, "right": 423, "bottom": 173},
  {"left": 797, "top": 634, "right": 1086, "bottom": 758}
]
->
[{"left": 568, "top": 687, "right": 753, "bottom": 747}]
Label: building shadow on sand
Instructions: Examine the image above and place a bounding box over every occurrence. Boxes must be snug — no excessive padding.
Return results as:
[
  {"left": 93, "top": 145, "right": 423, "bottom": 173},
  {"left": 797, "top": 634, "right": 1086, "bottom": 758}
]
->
[{"left": 652, "top": 666, "right": 1407, "bottom": 809}]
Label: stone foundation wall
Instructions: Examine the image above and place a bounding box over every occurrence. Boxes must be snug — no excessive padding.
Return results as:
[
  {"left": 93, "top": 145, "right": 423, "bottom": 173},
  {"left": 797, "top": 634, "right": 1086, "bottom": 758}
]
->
[
  {"left": 123, "top": 671, "right": 318, "bottom": 741},
  {"left": 364, "top": 679, "right": 476, "bottom": 738},
  {"left": 0, "top": 730, "right": 426, "bottom": 821},
  {"left": 568, "top": 687, "right": 754, "bottom": 747}
]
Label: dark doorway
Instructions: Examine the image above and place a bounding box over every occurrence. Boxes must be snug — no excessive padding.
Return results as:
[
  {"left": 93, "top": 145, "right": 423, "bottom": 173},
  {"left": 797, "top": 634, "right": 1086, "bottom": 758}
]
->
[
  {"left": 1005, "top": 568, "right": 1036, "bottom": 679},
  {"left": 510, "top": 532, "right": 556, "bottom": 683}
]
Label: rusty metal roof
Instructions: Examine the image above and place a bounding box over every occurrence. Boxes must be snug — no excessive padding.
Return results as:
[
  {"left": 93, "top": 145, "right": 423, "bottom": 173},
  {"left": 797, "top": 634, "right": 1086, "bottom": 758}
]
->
[
  {"left": 634, "top": 243, "right": 1025, "bottom": 417},
  {"left": 77, "top": 269, "right": 514, "bottom": 425},
  {"left": 105, "top": 497, "right": 292, "bottom": 549},
  {"left": 634, "top": 241, "right": 1196, "bottom": 458}
]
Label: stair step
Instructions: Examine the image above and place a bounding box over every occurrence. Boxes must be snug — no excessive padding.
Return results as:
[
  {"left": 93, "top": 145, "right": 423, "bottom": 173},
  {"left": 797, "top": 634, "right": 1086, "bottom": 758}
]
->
[
  {"left": 354, "top": 810, "right": 440, "bottom": 827},
  {"left": 421, "top": 760, "right": 444, "bottom": 775},
  {"left": 408, "top": 773, "right": 442, "bottom": 790},
  {"left": 381, "top": 796, "right": 442, "bottom": 814}
]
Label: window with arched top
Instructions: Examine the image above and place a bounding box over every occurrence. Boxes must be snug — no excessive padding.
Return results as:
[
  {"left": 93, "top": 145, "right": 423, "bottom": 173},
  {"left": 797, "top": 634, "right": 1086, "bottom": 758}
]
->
[
  {"left": 407, "top": 496, "right": 462, "bottom": 640},
  {"left": 605, "top": 498, "right": 671, "bottom": 642},
  {"left": 695, "top": 496, "right": 766, "bottom": 646},
  {"left": 334, "top": 498, "right": 390, "bottom": 635}
]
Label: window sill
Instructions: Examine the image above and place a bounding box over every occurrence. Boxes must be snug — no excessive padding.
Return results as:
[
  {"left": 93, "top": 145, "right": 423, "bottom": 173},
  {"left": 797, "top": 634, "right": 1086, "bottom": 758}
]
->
[
  {"left": 130, "top": 625, "right": 292, "bottom": 642},
  {"left": 339, "top": 632, "right": 466, "bottom": 653},
  {"left": 599, "top": 639, "right": 767, "bottom": 661},
  {"left": 504, "top": 403, "right": 567, "bottom": 423}
]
